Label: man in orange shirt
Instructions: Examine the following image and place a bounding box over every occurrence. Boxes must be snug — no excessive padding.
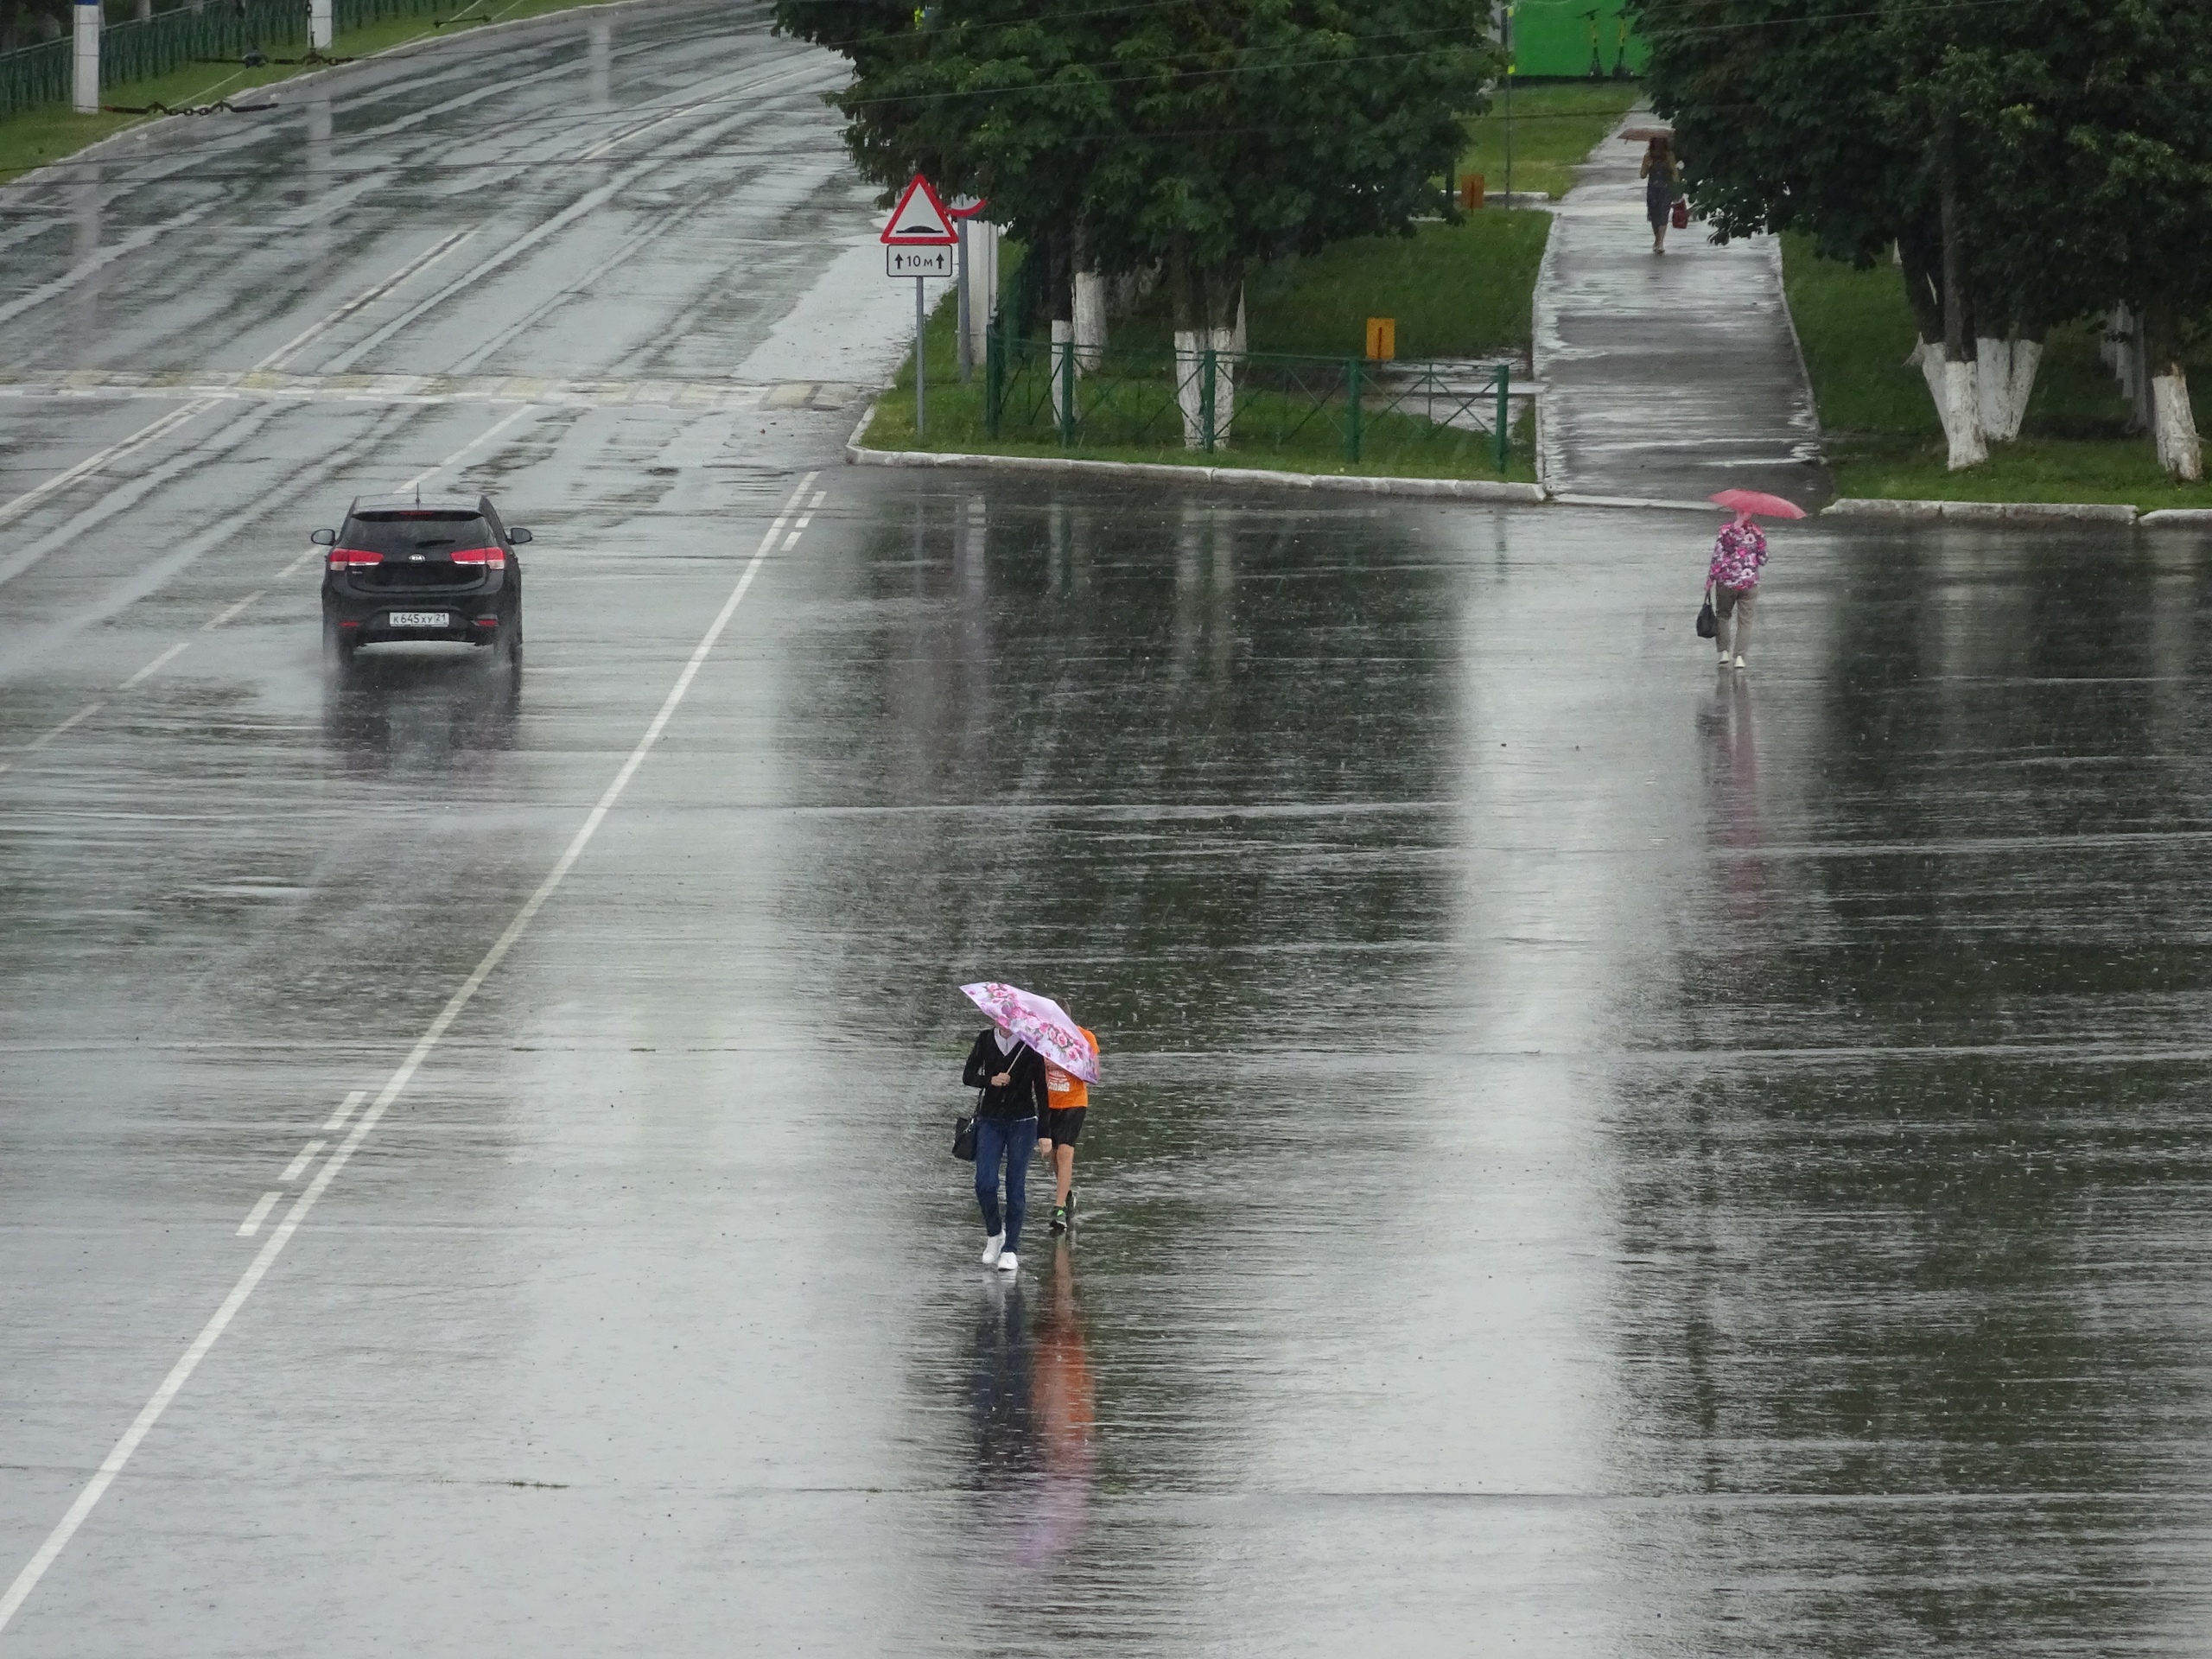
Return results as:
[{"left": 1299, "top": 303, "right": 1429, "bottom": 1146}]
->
[{"left": 1037, "top": 1013, "right": 1096, "bottom": 1236}]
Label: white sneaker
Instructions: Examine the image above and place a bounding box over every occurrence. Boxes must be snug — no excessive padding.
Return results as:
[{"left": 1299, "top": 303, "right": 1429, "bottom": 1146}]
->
[
  {"left": 996, "top": 1250, "right": 1019, "bottom": 1274},
  {"left": 981, "top": 1233, "right": 1005, "bottom": 1266},
  {"left": 1733, "top": 654, "right": 1747, "bottom": 669}
]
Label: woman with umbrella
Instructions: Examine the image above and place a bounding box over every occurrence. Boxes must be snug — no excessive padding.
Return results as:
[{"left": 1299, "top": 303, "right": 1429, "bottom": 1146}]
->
[
  {"left": 1704, "top": 490, "right": 1804, "bottom": 671},
  {"left": 1637, "top": 131, "right": 1682, "bottom": 255}
]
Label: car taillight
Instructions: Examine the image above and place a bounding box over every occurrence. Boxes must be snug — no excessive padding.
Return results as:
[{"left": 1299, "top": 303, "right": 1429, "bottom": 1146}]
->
[
  {"left": 329, "top": 548, "right": 381, "bottom": 569},
  {"left": 450, "top": 546, "right": 506, "bottom": 569}
]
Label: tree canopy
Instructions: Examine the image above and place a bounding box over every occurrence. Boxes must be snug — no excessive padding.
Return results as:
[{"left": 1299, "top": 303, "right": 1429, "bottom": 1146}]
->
[
  {"left": 1630, "top": 0, "right": 2212, "bottom": 476},
  {"left": 773, "top": 0, "right": 1500, "bottom": 331}
]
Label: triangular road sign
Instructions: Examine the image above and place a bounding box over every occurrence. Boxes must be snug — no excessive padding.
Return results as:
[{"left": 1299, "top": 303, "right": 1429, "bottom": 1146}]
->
[{"left": 880, "top": 175, "right": 959, "bottom": 245}]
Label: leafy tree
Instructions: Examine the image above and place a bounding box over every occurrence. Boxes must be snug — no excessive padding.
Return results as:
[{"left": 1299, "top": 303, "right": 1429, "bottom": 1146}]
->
[
  {"left": 1632, "top": 0, "right": 2212, "bottom": 478},
  {"left": 776, "top": 0, "right": 1500, "bottom": 437}
]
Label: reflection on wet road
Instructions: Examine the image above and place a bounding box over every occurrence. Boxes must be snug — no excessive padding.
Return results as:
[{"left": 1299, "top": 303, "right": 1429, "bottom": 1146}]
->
[{"left": 7, "top": 3, "right": 2212, "bottom": 1651}]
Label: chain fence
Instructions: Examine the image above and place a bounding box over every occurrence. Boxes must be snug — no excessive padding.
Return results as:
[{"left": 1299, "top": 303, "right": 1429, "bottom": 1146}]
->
[{"left": 982, "top": 327, "right": 1516, "bottom": 474}]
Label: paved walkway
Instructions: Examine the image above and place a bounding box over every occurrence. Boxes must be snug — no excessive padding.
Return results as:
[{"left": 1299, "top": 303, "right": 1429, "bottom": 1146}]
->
[{"left": 1533, "top": 115, "right": 1830, "bottom": 507}]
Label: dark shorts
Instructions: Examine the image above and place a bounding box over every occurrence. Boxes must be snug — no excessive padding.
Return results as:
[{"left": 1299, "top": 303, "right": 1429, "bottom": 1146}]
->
[{"left": 1042, "top": 1107, "right": 1087, "bottom": 1147}]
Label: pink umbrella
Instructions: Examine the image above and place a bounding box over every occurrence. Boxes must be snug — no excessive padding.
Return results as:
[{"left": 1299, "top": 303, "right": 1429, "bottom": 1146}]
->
[
  {"left": 1710, "top": 489, "right": 1806, "bottom": 520},
  {"left": 960, "top": 982, "right": 1100, "bottom": 1083}
]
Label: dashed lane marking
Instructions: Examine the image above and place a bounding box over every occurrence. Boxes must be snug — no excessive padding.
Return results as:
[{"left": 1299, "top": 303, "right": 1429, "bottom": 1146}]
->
[
  {"left": 320, "top": 1090, "right": 367, "bottom": 1135},
  {"left": 277, "top": 1141, "right": 327, "bottom": 1185},
  {"left": 235, "top": 1194, "right": 280, "bottom": 1239},
  {"left": 0, "top": 470, "right": 823, "bottom": 1637},
  {"left": 201, "top": 591, "right": 264, "bottom": 631},
  {"left": 118, "top": 644, "right": 190, "bottom": 690}
]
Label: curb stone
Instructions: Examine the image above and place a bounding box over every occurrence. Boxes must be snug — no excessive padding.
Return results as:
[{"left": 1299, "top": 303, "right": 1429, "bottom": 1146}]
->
[
  {"left": 2139, "top": 509, "right": 2212, "bottom": 527},
  {"left": 844, "top": 431, "right": 1546, "bottom": 505},
  {"left": 1824, "top": 497, "right": 2141, "bottom": 524}
]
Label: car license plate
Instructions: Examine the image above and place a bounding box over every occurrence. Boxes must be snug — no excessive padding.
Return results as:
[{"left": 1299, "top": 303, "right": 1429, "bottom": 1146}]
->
[{"left": 386, "top": 611, "right": 449, "bottom": 629}]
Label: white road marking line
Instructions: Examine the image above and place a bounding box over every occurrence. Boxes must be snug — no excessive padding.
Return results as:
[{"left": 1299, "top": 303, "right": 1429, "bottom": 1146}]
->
[
  {"left": 401, "top": 404, "right": 537, "bottom": 493},
  {"left": 0, "top": 402, "right": 215, "bottom": 533},
  {"left": 781, "top": 530, "right": 802, "bottom": 550},
  {"left": 235, "top": 1193, "right": 281, "bottom": 1238},
  {"left": 0, "top": 206, "right": 218, "bottom": 334},
  {"left": 0, "top": 471, "right": 823, "bottom": 1638},
  {"left": 23, "top": 702, "right": 103, "bottom": 751},
  {"left": 810, "top": 490, "right": 827, "bottom": 509},
  {"left": 320, "top": 1090, "right": 366, "bottom": 1134},
  {"left": 118, "top": 643, "right": 190, "bottom": 690},
  {"left": 201, "top": 591, "right": 264, "bottom": 631},
  {"left": 277, "top": 547, "right": 321, "bottom": 580},
  {"left": 277, "top": 1141, "right": 327, "bottom": 1184},
  {"left": 0, "top": 231, "right": 480, "bottom": 537},
  {"left": 251, "top": 226, "right": 478, "bottom": 374}
]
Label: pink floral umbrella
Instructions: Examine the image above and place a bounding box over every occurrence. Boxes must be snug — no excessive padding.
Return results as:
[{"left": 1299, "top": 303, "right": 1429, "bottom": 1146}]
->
[
  {"left": 960, "top": 982, "right": 1099, "bottom": 1083},
  {"left": 1710, "top": 489, "right": 1807, "bottom": 521}
]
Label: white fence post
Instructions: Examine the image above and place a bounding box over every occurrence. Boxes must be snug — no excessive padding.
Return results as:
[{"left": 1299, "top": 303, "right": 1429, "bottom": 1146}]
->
[
  {"left": 73, "top": 0, "right": 101, "bottom": 115},
  {"left": 310, "top": 0, "right": 333, "bottom": 50}
]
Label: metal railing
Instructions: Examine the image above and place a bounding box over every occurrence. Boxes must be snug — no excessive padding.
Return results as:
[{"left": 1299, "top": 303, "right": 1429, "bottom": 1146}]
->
[
  {"left": 0, "top": 39, "right": 67, "bottom": 120},
  {"left": 982, "top": 327, "right": 1515, "bottom": 473},
  {"left": 0, "top": 0, "right": 461, "bottom": 122}
]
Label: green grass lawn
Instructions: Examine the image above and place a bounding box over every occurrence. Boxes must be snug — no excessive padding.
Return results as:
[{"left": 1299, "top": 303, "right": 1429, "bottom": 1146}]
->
[
  {"left": 1782, "top": 233, "right": 2212, "bottom": 509},
  {"left": 1458, "top": 81, "right": 1643, "bottom": 201},
  {"left": 1108, "top": 210, "right": 1554, "bottom": 362},
  {"left": 0, "top": 0, "right": 608, "bottom": 183},
  {"left": 865, "top": 294, "right": 1537, "bottom": 483}
]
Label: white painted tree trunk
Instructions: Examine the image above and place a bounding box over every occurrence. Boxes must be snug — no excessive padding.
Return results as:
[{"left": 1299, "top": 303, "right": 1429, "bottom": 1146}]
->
[
  {"left": 1974, "top": 336, "right": 2041, "bottom": 442},
  {"left": 2152, "top": 372, "right": 2204, "bottom": 481},
  {"left": 1173, "top": 327, "right": 1238, "bottom": 449},
  {"left": 1942, "top": 356, "right": 1986, "bottom": 469},
  {"left": 1072, "top": 270, "right": 1106, "bottom": 372},
  {"left": 1911, "top": 341, "right": 1987, "bottom": 468}
]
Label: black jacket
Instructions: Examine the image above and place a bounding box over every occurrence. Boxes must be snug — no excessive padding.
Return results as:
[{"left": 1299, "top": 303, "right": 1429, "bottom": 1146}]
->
[{"left": 963, "top": 1029, "right": 1047, "bottom": 1121}]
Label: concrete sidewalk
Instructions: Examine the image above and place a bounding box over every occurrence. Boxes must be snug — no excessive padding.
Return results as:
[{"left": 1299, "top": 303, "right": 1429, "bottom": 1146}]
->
[{"left": 1533, "top": 115, "right": 1830, "bottom": 507}]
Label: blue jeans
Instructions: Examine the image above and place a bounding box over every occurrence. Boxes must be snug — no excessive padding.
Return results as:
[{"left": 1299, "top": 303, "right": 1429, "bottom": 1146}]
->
[{"left": 974, "top": 1115, "right": 1039, "bottom": 1253}]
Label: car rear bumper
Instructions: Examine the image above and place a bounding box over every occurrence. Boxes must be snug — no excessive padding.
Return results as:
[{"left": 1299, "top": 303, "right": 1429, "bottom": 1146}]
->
[{"left": 327, "top": 601, "right": 514, "bottom": 645}]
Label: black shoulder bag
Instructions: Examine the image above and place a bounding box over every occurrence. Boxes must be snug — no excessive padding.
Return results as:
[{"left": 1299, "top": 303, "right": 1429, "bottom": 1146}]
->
[
  {"left": 954, "top": 1039, "right": 1027, "bottom": 1162},
  {"left": 1696, "top": 584, "right": 1717, "bottom": 639}
]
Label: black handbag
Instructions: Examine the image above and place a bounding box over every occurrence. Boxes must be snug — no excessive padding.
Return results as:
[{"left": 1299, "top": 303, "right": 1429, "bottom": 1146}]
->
[
  {"left": 953, "top": 1112, "right": 978, "bottom": 1161},
  {"left": 1696, "top": 586, "right": 1717, "bottom": 639}
]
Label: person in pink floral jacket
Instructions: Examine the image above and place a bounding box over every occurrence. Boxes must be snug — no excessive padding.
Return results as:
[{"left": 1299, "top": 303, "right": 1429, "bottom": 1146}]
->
[{"left": 1707, "top": 513, "right": 1767, "bottom": 669}]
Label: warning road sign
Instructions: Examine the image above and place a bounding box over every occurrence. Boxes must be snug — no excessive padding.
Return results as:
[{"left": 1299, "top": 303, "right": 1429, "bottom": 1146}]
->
[{"left": 880, "top": 175, "right": 958, "bottom": 245}]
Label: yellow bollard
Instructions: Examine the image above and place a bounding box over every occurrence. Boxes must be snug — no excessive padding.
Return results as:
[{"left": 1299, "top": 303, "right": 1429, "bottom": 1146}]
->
[{"left": 1364, "top": 317, "right": 1396, "bottom": 361}]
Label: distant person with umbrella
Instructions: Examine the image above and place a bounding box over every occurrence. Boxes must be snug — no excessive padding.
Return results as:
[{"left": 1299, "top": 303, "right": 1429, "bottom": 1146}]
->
[
  {"left": 1637, "top": 132, "right": 1682, "bottom": 254},
  {"left": 959, "top": 983, "right": 1099, "bottom": 1276},
  {"left": 1704, "top": 490, "right": 1804, "bottom": 671}
]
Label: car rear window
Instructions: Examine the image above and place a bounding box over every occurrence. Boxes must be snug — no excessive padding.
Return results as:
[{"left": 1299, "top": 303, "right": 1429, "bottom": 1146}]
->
[{"left": 341, "top": 510, "right": 493, "bottom": 556}]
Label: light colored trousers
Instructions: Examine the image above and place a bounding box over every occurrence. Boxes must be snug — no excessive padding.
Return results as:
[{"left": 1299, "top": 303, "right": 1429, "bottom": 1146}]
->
[{"left": 1714, "top": 583, "right": 1756, "bottom": 657}]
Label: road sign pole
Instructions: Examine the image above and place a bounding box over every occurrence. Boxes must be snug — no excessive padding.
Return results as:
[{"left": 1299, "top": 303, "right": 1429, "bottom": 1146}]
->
[{"left": 915, "top": 276, "right": 925, "bottom": 440}]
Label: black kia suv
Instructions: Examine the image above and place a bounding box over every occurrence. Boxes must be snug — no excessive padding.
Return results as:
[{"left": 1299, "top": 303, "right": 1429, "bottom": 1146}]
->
[{"left": 316, "top": 492, "right": 530, "bottom": 662}]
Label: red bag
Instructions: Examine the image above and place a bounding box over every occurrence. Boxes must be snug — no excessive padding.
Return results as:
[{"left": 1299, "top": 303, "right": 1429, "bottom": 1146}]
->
[{"left": 1670, "top": 197, "right": 1690, "bottom": 231}]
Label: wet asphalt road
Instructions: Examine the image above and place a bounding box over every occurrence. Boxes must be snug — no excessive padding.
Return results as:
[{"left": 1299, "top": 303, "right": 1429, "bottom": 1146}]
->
[{"left": 10, "top": 7, "right": 2212, "bottom": 1653}]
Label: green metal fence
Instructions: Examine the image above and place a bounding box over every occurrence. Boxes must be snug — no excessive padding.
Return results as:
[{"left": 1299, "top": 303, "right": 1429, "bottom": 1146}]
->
[
  {"left": 101, "top": 0, "right": 308, "bottom": 86},
  {"left": 0, "top": 0, "right": 461, "bottom": 122},
  {"left": 983, "top": 328, "right": 1515, "bottom": 474},
  {"left": 0, "top": 39, "right": 67, "bottom": 120}
]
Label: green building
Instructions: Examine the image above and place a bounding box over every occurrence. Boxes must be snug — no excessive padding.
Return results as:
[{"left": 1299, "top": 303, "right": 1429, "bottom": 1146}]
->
[{"left": 1503, "top": 0, "right": 1645, "bottom": 79}]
